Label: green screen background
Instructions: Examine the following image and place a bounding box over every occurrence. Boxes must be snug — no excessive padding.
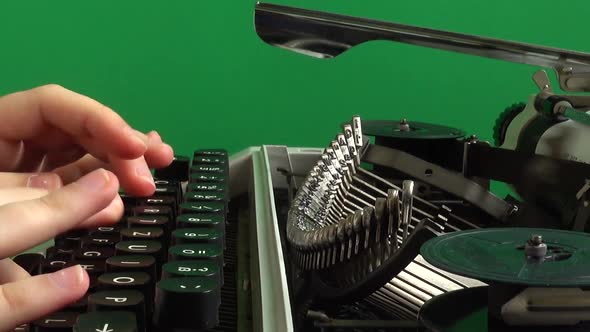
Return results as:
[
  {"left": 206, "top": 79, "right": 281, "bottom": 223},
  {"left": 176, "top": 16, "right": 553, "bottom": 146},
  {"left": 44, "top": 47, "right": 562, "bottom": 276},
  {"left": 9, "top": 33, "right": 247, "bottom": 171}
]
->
[{"left": 1, "top": 1, "right": 588, "bottom": 193}]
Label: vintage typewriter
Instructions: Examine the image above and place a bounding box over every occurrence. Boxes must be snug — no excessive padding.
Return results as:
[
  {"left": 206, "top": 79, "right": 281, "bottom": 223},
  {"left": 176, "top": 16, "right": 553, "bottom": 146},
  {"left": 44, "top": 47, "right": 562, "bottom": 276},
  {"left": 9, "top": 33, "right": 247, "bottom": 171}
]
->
[{"left": 10, "top": 2, "right": 590, "bottom": 331}]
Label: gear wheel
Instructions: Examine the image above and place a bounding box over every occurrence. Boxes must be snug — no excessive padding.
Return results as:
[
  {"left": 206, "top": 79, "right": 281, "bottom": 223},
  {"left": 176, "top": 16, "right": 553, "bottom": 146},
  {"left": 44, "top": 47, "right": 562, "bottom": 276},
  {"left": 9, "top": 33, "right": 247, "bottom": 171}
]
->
[{"left": 493, "top": 102, "right": 526, "bottom": 146}]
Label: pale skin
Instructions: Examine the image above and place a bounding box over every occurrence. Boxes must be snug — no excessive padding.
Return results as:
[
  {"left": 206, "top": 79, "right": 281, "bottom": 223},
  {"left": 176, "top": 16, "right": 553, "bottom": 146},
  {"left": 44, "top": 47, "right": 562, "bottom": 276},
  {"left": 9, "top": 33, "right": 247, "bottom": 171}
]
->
[{"left": 0, "top": 84, "right": 175, "bottom": 331}]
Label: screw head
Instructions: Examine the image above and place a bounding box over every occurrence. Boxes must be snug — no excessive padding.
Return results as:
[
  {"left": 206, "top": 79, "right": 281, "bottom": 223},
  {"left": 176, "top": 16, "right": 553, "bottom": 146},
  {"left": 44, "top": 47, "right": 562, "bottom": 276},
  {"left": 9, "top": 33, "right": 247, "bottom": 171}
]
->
[
  {"left": 398, "top": 119, "right": 410, "bottom": 132},
  {"left": 531, "top": 234, "right": 543, "bottom": 245}
]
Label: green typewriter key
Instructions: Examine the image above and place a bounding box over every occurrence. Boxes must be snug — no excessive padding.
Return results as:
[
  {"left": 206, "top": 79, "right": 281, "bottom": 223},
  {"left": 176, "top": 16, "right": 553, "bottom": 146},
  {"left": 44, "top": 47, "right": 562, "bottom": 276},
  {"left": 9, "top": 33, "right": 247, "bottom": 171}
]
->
[
  {"left": 187, "top": 183, "right": 225, "bottom": 192},
  {"left": 172, "top": 228, "right": 223, "bottom": 246},
  {"left": 189, "top": 172, "right": 226, "bottom": 183},
  {"left": 161, "top": 260, "right": 221, "bottom": 285},
  {"left": 176, "top": 214, "right": 225, "bottom": 232},
  {"left": 194, "top": 149, "right": 227, "bottom": 157},
  {"left": 169, "top": 243, "right": 223, "bottom": 266},
  {"left": 185, "top": 191, "right": 224, "bottom": 202},
  {"left": 190, "top": 165, "right": 226, "bottom": 174},
  {"left": 194, "top": 156, "right": 227, "bottom": 165},
  {"left": 180, "top": 202, "right": 224, "bottom": 214},
  {"left": 74, "top": 311, "right": 137, "bottom": 332},
  {"left": 154, "top": 277, "right": 220, "bottom": 330}
]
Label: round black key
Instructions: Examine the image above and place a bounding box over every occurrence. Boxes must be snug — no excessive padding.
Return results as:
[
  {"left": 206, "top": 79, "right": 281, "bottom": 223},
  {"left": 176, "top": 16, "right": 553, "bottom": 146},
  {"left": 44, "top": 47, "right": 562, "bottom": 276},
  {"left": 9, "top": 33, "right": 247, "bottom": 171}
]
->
[
  {"left": 161, "top": 260, "right": 221, "bottom": 286},
  {"left": 88, "top": 290, "right": 145, "bottom": 332},
  {"left": 98, "top": 272, "right": 152, "bottom": 289},
  {"left": 139, "top": 196, "right": 176, "bottom": 207},
  {"left": 123, "top": 205, "right": 134, "bottom": 217},
  {"left": 41, "top": 258, "right": 69, "bottom": 273},
  {"left": 153, "top": 184, "right": 180, "bottom": 199},
  {"left": 169, "top": 244, "right": 223, "bottom": 265},
  {"left": 172, "top": 228, "right": 222, "bottom": 246},
  {"left": 120, "top": 227, "right": 164, "bottom": 241},
  {"left": 154, "top": 183, "right": 182, "bottom": 206},
  {"left": 65, "top": 261, "right": 105, "bottom": 276},
  {"left": 106, "top": 255, "right": 157, "bottom": 283},
  {"left": 12, "top": 323, "right": 28, "bottom": 331},
  {"left": 133, "top": 205, "right": 172, "bottom": 218},
  {"left": 176, "top": 214, "right": 224, "bottom": 232},
  {"left": 187, "top": 183, "right": 225, "bottom": 192},
  {"left": 138, "top": 196, "right": 178, "bottom": 221},
  {"left": 64, "top": 294, "right": 88, "bottom": 312},
  {"left": 120, "top": 192, "right": 139, "bottom": 206},
  {"left": 81, "top": 234, "right": 119, "bottom": 248},
  {"left": 115, "top": 240, "right": 162, "bottom": 256},
  {"left": 153, "top": 179, "right": 179, "bottom": 186},
  {"left": 180, "top": 202, "right": 224, "bottom": 214},
  {"left": 74, "top": 311, "right": 137, "bottom": 332},
  {"left": 126, "top": 216, "right": 171, "bottom": 235},
  {"left": 45, "top": 247, "right": 73, "bottom": 260},
  {"left": 127, "top": 215, "right": 169, "bottom": 226},
  {"left": 154, "top": 178, "right": 179, "bottom": 186},
  {"left": 74, "top": 247, "right": 115, "bottom": 260},
  {"left": 154, "top": 277, "right": 220, "bottom": 330},
  {"left": 115, "top": 241, "right": 164, "bottom": 272},
  {"left": 32, "top": 311, "right": 77, "bottom": 331},
  {"left": 88, "top": 225, "right": 122, "bottom": 236},
  {"left": 12, "top": 253, "right": 44, "bottom": 276},
  {"left": 185, "top": 191, "right": 224, "bottom": 202},
  {"left": 98, "top": 272, "right": 153, "bottom": 316},
  {"left": 189, "top": 172, "right": 225, "bottom": 183},
  {"left": 154, "top": 155, "right": 190, "bottom": 182}
]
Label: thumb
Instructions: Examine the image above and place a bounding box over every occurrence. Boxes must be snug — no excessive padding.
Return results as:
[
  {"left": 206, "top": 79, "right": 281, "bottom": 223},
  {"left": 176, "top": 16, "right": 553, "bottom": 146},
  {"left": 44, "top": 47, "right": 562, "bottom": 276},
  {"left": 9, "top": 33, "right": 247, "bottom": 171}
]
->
[
  {"left": 0, "top": 172, "right": 62, "bottom": 191},
  {"left": 0, "top": 265, "right": 88, "bottom": 331},
  {"left": 0, "top": 168, "right": 119, "bottom": 258}
]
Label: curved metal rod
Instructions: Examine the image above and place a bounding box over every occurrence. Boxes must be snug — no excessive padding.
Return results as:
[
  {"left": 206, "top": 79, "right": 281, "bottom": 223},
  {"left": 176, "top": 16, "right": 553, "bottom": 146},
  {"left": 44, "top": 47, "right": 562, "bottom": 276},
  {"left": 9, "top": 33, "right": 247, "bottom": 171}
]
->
[{"left": 254, "top": 2, "right": 590, "bottom": 92}]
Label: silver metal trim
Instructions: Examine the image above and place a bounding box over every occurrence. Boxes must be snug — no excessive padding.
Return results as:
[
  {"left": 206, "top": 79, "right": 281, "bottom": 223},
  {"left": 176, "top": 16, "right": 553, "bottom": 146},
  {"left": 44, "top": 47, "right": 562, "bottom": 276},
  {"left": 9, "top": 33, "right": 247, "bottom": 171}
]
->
[{"left": 254, "top": 2, "right": 590, "bottom": 92}]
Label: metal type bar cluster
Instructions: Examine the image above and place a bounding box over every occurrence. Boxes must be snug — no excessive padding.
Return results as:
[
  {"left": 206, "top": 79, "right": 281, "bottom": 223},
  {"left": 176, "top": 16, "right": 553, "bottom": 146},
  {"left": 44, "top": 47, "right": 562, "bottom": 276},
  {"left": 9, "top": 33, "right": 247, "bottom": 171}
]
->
[{"left": 286, "top": 116, "right": 487, "bottom": 317}]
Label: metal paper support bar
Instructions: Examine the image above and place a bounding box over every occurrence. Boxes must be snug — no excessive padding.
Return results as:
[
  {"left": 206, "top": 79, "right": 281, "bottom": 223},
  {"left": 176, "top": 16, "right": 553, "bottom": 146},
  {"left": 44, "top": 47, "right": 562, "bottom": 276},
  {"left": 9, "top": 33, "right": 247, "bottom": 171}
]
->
[{"left": 254, "top": 2, "right": 590, "bottom": 92}]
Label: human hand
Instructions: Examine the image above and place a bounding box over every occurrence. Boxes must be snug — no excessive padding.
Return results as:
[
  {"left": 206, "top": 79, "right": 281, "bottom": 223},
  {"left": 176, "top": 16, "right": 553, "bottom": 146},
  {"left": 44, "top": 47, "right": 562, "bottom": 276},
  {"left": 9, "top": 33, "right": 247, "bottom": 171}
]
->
[
  {"left": 0, "top": 85, "right": 174, "bottom": 330},
  {"left": 0, "top": 84, "right": 174, "bottom": 195}
]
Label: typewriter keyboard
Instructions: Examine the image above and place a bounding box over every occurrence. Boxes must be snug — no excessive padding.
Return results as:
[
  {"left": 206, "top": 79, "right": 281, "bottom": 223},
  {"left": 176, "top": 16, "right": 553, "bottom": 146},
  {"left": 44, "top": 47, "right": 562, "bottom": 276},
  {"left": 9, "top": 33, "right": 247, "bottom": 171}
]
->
[{"left": 12, "top": 149, "right": 237, "bottom": 332}]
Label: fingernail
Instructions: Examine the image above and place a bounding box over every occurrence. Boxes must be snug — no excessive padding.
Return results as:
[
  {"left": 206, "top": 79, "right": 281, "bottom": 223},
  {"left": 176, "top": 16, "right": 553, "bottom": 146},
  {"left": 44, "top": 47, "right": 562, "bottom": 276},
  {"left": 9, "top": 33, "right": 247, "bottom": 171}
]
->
[
  {"left": 135, "top": 164, "right": 154, "bottom": 185},
  {"left": 27, "top": 173, "right": 62, "bottom": 190},
  {"left": 77, "top": 169, "right": 110, "bottom": 192},
  {"left": 49, "top": 265, "right": 85, "bottom": 289},
  {"left": 148, "top": 131, "right": 162, "bottom": 144}
]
